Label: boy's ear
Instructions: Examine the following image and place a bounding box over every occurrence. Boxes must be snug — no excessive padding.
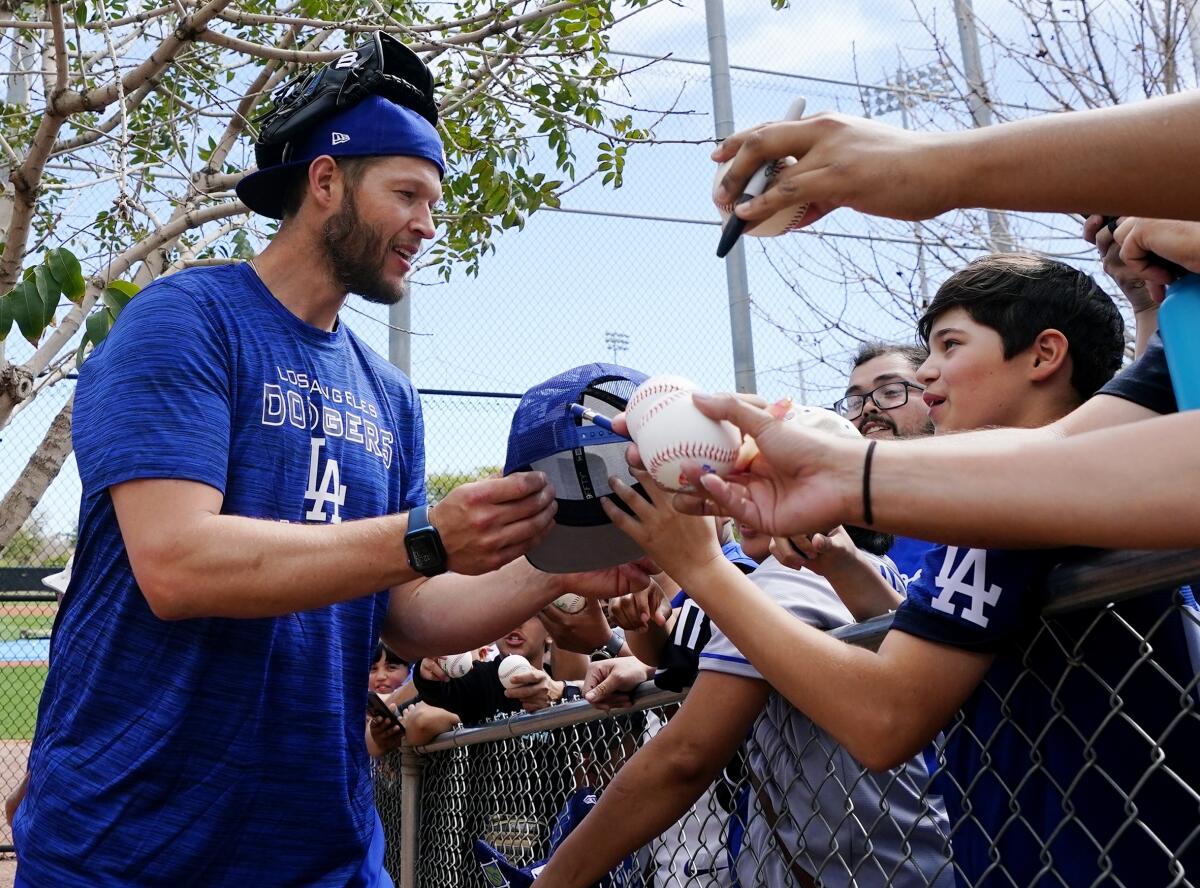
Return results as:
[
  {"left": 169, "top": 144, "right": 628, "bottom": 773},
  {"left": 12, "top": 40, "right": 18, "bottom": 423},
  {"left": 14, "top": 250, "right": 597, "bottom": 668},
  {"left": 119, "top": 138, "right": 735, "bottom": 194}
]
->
[{"left": 1027, "top": 329, "right": 1070, "bottom": 383}]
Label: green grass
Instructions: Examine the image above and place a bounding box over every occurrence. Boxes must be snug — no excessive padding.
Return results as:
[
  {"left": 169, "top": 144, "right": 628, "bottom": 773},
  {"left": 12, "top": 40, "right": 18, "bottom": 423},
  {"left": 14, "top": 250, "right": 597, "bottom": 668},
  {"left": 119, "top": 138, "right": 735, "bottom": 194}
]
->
[
  {"left": 0, "top": 664, "right": 46, "bottom": 740},
  {"left": 0, "top": 613, "right": 55, "bottom": 642}
]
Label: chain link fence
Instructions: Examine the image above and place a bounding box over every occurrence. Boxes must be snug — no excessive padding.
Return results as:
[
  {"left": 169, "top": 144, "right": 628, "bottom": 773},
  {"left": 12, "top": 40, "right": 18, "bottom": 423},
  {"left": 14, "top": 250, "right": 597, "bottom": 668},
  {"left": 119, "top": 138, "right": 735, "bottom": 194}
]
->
[{"left": 378, "top": 549, "right": 1200, "bottom": 887}]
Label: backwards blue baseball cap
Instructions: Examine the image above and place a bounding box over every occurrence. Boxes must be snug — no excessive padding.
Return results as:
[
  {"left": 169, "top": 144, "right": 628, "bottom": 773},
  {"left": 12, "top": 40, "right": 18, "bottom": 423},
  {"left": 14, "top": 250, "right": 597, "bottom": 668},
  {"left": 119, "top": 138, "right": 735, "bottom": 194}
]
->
[
  {"left": 236, "top": 94, "right": 446, "bottom": 219},
  {"left": 505, "top": 363, "right": 649, "bottom": 574}
]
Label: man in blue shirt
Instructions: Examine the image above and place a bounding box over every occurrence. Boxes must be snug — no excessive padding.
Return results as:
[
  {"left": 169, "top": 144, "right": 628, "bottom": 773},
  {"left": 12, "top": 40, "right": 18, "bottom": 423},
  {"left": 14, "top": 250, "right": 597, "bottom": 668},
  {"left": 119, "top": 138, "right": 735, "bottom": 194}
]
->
[{"left": 12, "top": 42, "right": 614, "bottom": 888}]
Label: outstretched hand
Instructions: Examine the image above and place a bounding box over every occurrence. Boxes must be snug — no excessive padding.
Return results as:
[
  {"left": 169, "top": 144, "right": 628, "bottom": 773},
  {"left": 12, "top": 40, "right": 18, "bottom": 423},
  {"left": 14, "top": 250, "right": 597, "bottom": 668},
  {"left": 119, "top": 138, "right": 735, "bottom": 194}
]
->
[
  {"left": 665, "top": 392, "right": 866, "bottom": 540},
  {"left": 710, "top": 113, "right": 954, "bottom": 232}
]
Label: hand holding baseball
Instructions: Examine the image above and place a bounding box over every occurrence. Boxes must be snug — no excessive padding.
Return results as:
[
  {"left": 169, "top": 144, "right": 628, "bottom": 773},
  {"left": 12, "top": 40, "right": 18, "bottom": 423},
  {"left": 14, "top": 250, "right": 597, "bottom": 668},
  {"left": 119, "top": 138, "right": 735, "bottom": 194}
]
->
[
  {"left": 668, "top": 392, "right": 867, "bottom": 540},
  {"left": 624, "top": 375, "right": 742, "bottom": 491}
]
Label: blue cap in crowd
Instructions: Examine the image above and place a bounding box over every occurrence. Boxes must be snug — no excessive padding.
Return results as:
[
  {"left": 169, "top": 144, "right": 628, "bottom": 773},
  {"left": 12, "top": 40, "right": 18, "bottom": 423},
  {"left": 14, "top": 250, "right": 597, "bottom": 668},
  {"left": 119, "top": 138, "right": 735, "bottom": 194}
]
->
[
  {"left": 504, "top": 363, "right": 648, "bottom": 573},
  {"left": 236, "top": 94, "right": 446, "bottom": 219}
]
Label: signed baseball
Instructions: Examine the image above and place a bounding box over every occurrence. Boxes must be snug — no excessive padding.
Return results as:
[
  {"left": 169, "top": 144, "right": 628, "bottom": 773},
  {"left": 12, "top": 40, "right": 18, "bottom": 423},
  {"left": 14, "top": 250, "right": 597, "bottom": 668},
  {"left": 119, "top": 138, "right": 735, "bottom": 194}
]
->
[
  {"left": 552, "top": 593, "right": 586, "bottom": 614},
  {"left": 713, "top": 156, "right": 809, "bottom": 237},
  {"left": 627, "top": 380, "right": 741, "bottom": 491},
  {"left": 436, "top": 652, "right": 474, "bottom": 680},
  {"left": 498, "top": 654, "right": 533, "bottom": 689}
]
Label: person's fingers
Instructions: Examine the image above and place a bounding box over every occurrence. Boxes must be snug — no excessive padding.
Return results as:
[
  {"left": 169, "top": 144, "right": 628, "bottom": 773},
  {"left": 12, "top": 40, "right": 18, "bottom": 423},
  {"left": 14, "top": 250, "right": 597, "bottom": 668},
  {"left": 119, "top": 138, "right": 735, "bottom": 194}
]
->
[
  {"left": 607, "top": 476, "right": 654, "bottom": 521},
  {"left": 713, "top": 121, "right": 808, "bottom": 204},
  {"left": 585, "top": 672, "right": 627, "bottom": 706},
  {"left": 670, "top": 489, "right": 723, "bottom": 516},
  {"left": 695, "top": 472, "right": 765, "bottom": 530},
  {"left": 1082, "top": 213, "right": 1107, "bottom": 245},
  {"left": 731, "top": 165, "right": 831, "bottom": 227},
  {"left": 689, "top": 392, "right": 779, "bottom": 442},
  {"left": 624, "top": 442, "right": 646, "bottom": 471},
  {"left": 465, "top": 471, "right": 550, "bottom": 505},
  {"left": 612, "top": 412, "right": 629, "bottom": 437},
  {"left": 627, "top": 467, "right": 673, "bottom": 508}
]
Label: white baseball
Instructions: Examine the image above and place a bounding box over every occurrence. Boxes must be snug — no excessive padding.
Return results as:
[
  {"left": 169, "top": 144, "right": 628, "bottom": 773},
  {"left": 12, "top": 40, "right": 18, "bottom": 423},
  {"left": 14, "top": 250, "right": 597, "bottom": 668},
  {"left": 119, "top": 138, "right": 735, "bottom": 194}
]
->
[
  {"left": 498, "top": 654, "right": 533, "bottom": 689},
  {"left": 624, "top": 375, "right": 697, "bottom": 435},
  {"left": 629, "top": 388, "right": 742, "bottom": 491},
  {"left": 713, "top": 156, "right": 809, "bottom": 237},
  {"left": 781, "top": 404, "right": 861, "bottom": 440},
  {"left": 436, "top": 652, "right": 474, "bottom": 679},
  {"left": 552, "top": 593, "right": 586, "bottom": 614}
]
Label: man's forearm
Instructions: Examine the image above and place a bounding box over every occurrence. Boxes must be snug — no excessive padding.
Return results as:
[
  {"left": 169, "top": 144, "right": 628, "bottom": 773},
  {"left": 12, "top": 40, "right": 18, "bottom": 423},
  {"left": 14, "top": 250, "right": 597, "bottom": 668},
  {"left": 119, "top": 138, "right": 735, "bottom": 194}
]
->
[
  {"left": 133, "top": 510, "right": 418, "bottom": 619},
  {"left": 385, "top": 558, "right": 561, "bottom": 658},
  {"left": 865, "top": 412, "right": 1200, "bottom": 549},
  {"left": 948, "top": 91, "right": 1200, "bottom": 219}
]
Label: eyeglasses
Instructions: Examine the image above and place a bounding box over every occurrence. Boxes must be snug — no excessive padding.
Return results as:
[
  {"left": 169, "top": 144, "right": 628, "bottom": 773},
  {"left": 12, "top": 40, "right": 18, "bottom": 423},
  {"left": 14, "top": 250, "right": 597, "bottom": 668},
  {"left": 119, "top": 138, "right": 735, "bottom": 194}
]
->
[{"left": 833, "top": 381, "right": 925, "bottom": 421}]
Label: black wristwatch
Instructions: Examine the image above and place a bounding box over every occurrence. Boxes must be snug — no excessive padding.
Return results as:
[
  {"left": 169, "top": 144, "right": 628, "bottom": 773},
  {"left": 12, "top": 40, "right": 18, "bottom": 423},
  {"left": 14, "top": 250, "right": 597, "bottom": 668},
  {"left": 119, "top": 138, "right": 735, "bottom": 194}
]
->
[
  {"left": 590, "top": 630, "right": 625, "bottom": 662},
  {"left": 404, "top": 503, "right": 447, "bottom": 577}
]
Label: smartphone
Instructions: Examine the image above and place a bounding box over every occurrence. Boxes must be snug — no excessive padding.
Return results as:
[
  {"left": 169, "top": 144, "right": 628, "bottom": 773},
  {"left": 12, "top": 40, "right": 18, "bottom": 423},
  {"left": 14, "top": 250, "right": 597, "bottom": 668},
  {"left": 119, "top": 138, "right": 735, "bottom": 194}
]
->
[{"left": 366, "top": 692, "right": 402, "bottom": 728}]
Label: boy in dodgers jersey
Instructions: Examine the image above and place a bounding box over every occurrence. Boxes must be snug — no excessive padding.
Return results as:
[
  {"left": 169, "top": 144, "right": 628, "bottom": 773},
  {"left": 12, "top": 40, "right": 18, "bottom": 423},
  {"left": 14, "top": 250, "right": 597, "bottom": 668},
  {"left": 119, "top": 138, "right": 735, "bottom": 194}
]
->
[
  {"left": 12, "top": 41, "right": 614, "bottom": 888},
  {"left": 606, "top": 254, "right": 1199, "bottom": 886}
]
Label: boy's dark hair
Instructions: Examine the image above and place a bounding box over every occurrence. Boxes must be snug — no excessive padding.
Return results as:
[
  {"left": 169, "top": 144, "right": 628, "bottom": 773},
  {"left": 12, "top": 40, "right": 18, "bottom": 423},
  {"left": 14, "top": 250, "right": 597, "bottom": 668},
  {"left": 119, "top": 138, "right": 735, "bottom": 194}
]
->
[
  {"left": 845, "top": 525, "right": 894, "bottom": 558},
  {"left": 373, "top": 641, "right": 408, "bottom": 668},
  {"left": 850, "top": 341, "right": 929, "bottom": 374},
  {"left": 917, "top": 253, "right": 1124, "bottom": 400},
  {"left": 279, "top": 156, "right": 380, "bottom": 220}
]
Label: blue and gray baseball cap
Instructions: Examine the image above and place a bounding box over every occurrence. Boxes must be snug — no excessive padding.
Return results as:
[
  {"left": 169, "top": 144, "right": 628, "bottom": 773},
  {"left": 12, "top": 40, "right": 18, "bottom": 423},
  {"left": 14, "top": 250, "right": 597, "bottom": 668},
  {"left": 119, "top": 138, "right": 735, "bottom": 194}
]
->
[
  {"left": 505, "top": 363, "right": 648, "bottom": 574},
  {"left": 236, "top": 94, "right": 446, "bottom": 219}
]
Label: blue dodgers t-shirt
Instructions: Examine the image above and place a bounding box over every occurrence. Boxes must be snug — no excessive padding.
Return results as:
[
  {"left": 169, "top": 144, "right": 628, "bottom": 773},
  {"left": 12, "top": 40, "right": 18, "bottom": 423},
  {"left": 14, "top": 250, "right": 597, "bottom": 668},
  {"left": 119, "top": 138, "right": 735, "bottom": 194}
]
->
[
  {"left": 892, "top": 545, "right": 1200, "bottom": 887},
  {"left": 14, "top": 265, "right": 424, "bottom": 887}
]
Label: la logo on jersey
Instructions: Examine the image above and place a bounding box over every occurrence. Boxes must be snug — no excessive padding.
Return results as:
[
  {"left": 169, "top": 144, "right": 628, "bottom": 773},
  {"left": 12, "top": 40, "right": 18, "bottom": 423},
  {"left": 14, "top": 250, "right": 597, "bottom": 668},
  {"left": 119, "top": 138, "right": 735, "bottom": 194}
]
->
[
  {"left": 305, "top": 437, "right": 347, "bottom": 523},
  {"left": 929, "top": 546, "right": 1002, "bottom": 628}
]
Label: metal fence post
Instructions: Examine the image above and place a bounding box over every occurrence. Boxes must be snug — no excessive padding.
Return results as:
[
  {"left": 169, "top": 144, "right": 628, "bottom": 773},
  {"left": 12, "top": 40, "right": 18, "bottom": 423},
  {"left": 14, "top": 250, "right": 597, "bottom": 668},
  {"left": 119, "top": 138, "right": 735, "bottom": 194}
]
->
[{"left": 399, "top": 745, "right": 424, "bottom": 888}]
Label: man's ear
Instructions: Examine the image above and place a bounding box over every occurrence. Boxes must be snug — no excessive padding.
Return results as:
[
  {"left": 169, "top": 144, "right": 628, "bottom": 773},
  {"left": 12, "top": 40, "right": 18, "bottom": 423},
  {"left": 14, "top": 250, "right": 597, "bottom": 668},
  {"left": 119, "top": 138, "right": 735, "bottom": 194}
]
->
[
  {"left": 305, "top": 155, "right": 342, "bottom": 213},
  {"left": 1028, "top": 328, "right": 1071, "bottom": 383}
]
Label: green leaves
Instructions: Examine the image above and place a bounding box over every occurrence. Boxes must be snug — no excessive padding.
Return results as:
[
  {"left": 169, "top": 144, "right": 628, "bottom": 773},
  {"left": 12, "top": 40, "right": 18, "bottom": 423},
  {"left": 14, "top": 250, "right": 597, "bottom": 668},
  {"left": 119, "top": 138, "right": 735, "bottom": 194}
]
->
[
  {"left": 2, "top": 246, "right": 86, "bottom": 346},
  {"left": 46, "top": 247, "right": 85, "bottom": 303},
  {"left": 102, "top": 280, "right": 138, "bottom": 316},
  {"left": 7, "top": 279, "right": 43, "bottom": 346},
  {"left": 78, "top": 279, "right": 139, "bottom": 367}
]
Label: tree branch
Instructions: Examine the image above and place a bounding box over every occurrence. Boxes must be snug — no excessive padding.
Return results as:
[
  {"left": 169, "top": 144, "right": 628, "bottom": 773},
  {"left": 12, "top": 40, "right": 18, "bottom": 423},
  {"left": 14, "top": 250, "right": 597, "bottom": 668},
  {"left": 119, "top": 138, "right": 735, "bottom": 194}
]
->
[
  {"left": 57, "top": 0, "right": 234, "bottom": 114},
  {"left": 0, "top": 198, "right": 247, "bottom": 425},
  {"left": 48, "top": 2, "right": 68, "bottom": 97},
  {"left": 0, "top": 391, "right": 73, "bottom": 552}
]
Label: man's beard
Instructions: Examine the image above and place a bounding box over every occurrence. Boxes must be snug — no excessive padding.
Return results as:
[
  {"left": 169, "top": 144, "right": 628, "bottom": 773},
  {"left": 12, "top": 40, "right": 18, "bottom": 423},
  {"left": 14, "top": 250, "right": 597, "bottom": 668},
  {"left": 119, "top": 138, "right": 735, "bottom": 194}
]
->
[{"left": 321, "top": 190, "right": 408, "bottom": 305}]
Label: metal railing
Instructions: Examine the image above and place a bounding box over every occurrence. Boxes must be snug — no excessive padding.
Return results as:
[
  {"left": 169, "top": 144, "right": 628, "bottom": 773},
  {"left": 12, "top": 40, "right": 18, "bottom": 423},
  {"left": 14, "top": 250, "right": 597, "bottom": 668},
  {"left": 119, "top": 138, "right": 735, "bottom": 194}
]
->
[{"left": 379, "top": 548, "right": 1200, "bottom": 887}]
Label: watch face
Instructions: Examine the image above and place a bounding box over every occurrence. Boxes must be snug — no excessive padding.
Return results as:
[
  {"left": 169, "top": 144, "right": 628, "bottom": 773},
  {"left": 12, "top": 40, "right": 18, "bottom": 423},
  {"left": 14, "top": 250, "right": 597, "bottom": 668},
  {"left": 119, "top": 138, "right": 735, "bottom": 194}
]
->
[{"left": 406, "top": 530, "right": 446, "bottom": 574}]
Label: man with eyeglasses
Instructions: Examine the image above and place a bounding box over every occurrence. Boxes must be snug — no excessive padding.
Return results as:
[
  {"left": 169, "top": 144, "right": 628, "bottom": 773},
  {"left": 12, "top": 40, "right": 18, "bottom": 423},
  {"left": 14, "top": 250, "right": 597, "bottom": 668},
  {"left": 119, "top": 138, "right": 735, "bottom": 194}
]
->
[
  {"left": 835, "top": 343, "right": 934, "bottom": 581},
  {"left": 835, "top": 343, "right": 934, "bottom": 440}
]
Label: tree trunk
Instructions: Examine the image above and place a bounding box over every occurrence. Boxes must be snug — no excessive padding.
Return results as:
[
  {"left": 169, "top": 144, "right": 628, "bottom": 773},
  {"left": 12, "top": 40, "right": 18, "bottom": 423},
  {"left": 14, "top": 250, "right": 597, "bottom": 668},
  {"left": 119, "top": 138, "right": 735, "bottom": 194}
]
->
[{"left": 0, "top": 392, "right": 74, "bottom": 552}]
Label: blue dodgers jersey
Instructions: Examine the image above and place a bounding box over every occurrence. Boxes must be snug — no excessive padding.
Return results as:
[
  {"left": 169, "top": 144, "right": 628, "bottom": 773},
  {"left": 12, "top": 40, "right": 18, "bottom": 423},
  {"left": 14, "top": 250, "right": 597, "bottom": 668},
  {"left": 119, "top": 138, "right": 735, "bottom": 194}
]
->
[
  {"left": 892, "top": 545, "right": 1200, "bottom": 886},
  {"left": 14, "top": 265, "right": 424, "bottom": 887}
]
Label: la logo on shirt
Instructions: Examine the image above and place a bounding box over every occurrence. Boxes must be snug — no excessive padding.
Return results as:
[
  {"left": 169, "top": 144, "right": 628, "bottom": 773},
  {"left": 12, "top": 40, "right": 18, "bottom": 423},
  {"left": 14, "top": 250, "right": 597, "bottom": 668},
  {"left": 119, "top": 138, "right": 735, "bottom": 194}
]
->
[{"left": 929, "top": 547, "right": 1003, "bottom": 628}]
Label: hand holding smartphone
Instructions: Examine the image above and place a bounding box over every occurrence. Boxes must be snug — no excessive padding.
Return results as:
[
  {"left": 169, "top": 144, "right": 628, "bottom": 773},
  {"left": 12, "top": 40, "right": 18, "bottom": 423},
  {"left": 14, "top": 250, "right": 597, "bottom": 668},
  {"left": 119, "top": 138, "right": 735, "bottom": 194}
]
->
[{"left": 367, "top": 692, "right": 402, "bottom": 728}]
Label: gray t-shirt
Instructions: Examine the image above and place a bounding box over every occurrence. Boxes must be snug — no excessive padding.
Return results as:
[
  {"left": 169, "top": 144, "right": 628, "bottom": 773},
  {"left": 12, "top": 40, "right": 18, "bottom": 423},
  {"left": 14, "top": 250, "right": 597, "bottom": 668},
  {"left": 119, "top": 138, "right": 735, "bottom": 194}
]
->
[{"left": 698, "top": 556, "right": 954, "bottom": 888}]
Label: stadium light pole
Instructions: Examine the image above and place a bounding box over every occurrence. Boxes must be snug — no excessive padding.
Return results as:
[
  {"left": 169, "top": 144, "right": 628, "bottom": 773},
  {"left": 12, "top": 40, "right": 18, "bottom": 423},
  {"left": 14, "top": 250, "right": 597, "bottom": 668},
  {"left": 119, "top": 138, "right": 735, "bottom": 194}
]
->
[
  {"left": 704, "top": 0, "right": 758, "bottom": 394},
  {"left": 605, "top": 330, "right": 629, "bottom": 365},
  {"left": 868, "top": 60, "right": 954, "bottom": 309},
  {"left": 953, "top": 0, "right": 1014, "bottom": 252}
]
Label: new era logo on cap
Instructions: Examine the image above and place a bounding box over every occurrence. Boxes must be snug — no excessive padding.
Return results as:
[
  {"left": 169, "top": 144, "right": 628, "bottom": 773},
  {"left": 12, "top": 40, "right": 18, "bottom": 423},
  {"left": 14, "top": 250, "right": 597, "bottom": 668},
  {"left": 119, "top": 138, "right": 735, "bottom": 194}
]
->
[{"left": 331, "top": 131, "right": 350, "bottom": 145}]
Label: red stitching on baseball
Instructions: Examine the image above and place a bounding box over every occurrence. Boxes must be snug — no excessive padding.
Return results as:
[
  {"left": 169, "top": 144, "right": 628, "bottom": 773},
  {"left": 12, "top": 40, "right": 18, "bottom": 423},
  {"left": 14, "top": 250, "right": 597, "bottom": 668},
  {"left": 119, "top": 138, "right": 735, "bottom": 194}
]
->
[
  {"left": 647, "top": 441, "right": 738, "bottom": 478},
  {"left": 634, "top": 390, "right": 691, "bottom": 434},
  {"left": 627, "top": 381, "right": 689, "bottom": 417}
]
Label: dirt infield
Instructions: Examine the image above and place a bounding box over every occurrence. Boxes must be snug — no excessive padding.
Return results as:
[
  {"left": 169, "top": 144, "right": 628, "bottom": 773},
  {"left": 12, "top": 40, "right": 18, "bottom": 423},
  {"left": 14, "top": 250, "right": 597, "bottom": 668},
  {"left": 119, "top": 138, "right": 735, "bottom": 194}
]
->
[{"left": 0, "top": 741, "right": 30, "bottom": 851}]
